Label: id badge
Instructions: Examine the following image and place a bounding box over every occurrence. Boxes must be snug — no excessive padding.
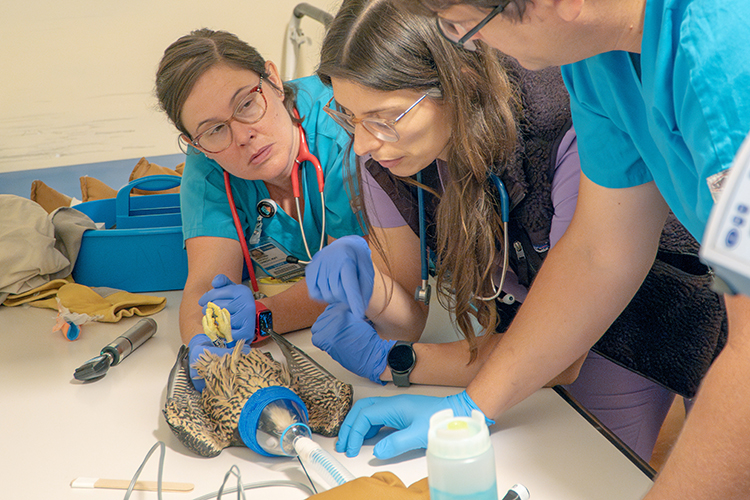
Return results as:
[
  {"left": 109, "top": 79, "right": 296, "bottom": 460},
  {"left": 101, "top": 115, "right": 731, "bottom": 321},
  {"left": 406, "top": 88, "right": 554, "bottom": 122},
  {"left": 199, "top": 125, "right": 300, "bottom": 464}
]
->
[{"left": 248, "top": 234, "right": 306, "bottom": 281}]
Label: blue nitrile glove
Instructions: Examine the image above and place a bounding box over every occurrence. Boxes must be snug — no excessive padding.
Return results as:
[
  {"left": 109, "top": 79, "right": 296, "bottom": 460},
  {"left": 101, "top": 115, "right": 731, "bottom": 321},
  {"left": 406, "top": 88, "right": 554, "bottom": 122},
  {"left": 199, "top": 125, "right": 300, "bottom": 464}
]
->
[
  {"left": 188, "top": 334, "right": 251, "bottom": 392},
  {"left": 198, "top": 274, "right": 256, "bottom": 344},
  {"left": 311, "top": 302, "right": 396, "bottom": 385},
  {"left": 306, "top": 235, "right": 374, "bottom": 319},
  {"left": 336, "top": 390, "right": 495, "bottom": 459}
]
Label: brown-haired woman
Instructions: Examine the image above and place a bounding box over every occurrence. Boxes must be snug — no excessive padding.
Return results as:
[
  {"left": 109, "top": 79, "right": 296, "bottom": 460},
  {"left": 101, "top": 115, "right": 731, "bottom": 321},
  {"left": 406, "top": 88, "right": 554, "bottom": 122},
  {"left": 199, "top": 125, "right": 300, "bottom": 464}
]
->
[{"left": 155, "top": 28, "right": 364, "bottom": 391}]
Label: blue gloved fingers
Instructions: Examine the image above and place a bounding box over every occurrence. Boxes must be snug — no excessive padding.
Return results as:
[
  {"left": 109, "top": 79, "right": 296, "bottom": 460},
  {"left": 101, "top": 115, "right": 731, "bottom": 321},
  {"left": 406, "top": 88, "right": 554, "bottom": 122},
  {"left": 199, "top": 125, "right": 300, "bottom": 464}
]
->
[
  {"left": 372, "top": 424, "right": 429, "bottom": 460},
  {"left": 211, "top": 273, "right": 233, "bottom": 288},
  {"left": 337, "top": 258, "right": 371, "bottom": 319},
  {"left": 341, "top": 236, "right": 374, "bottom": 317},
  {"left": 199, "top": 285, "right": 252, "bottom": 309},
  {"left": 199, "top": 292, "right": 256, "bottom": 327},
  {"left": 309, "top": 305, "right": 344, "bottom": 352},
  {"left": 363, "top": 425, "right": 381, "bottom": 440},
  {"left": 198, "top": 274, "right": 235, "bottom": 307},
  {"left": 308, "top": 257, "right": 362, "bottom": 312},
  {"left": 344, "top": 404, "right": 406, "bottom": 458},
  {"left": 199, "top": 273, "right": 252, "bottom": 301},
  {"left": 226, "top": 299, "right": 256, "bottom": 331},
  {"left": 448, "top": 391, "right": 496, "bottom": 426},
  {"left": 336, "top": 397, "right": 382, "bottom": 455},
  {"left": 188, "top": 333, "right": 214, "bottom": 351},
  {"left": 191, "top": 375, "right": 207, "bottom": 392},
  {"left": 200, "top": 287, "right": 243, "bottom": 305},
  {"left": 305, "top": 236, "right": 374, "bottom": 318},
  {"left": 188, "top": 334, "right": 214, "bottom": 393},
  {"left": 197, "top": 274, "right": 257, "bottom": 341},
  {"left": 197, "top": 294, "right": 209, "bottom": 309},
  {"left": 336, "top": 393, "right": 486, "bottom": 459},
  {"left": 311, "top": 303, "right": 395, "bottom": 384},
  {"left": 305, "top": 246, "right": 334, "bottom": 302},
  {"left": 367, "top": 394, "right": 445, "bottom": 459},
  {"left": 338, "top": 396, "right": 422, "bottom": 458}
]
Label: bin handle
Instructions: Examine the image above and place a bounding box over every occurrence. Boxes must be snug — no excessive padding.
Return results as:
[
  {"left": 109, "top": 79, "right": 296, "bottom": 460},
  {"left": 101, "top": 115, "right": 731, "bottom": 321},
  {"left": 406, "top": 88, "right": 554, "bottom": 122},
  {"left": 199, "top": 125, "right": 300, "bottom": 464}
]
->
[{"left": 116, "top": 175, "right": 181, "bottom": 218}]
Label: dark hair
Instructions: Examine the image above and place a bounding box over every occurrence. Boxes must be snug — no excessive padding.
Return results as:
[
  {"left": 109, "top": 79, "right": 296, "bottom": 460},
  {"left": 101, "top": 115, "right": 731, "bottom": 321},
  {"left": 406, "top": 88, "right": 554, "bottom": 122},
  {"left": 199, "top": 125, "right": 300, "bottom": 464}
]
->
[
  {"left": 318, "top": 0, "right": 520, "bottom": 360},
  {"left": 155, "top": 28, "right": 297, "bottom": 138},
  {"left": 406, "top": 0, "right": 530, "bottom": 20}
]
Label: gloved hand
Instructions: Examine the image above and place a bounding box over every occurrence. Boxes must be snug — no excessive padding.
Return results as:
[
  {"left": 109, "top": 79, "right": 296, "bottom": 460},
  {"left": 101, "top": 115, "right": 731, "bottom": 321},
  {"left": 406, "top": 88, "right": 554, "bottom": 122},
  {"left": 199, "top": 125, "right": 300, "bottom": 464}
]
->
[
  {"left": 311, "top": 302, "right": 395, "bottom": 385},
  {"left": 306, "top": 235, "right": 374, "bottom": 319},
  {"left": 187, "top": 333, "right": 251, "bottom": 392},
  {"left": 336, "top": 390, "right": 495, "bottom": 459},
  {"left": 198, "top": 274, "right": 256, "bottom": 344}
]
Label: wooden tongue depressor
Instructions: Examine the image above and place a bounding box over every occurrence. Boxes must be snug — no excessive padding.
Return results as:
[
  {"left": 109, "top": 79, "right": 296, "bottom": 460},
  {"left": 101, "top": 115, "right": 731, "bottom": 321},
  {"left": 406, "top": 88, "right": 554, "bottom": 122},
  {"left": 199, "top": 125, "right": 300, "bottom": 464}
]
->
[{"left": 71, "top": 477, "right": 194, "bottom": 492}]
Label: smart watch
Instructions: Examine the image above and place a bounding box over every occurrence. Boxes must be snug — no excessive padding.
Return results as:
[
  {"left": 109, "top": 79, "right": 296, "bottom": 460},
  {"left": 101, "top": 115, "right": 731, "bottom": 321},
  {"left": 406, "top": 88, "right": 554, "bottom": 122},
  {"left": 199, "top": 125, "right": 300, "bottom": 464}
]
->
[
  {"left": 387, "top": 341, "right": 417, "bottom": 387},
  {"left": 252, "top": 302, "right": 273, "bottom": 344}
]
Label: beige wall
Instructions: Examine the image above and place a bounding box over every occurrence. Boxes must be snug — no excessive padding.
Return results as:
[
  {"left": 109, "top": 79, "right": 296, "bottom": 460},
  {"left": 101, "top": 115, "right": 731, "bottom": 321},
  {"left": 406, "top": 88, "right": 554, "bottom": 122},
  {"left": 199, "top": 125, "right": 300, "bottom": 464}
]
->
[{"left": 0, "top": 0, "right": 338, "bottom": 173}]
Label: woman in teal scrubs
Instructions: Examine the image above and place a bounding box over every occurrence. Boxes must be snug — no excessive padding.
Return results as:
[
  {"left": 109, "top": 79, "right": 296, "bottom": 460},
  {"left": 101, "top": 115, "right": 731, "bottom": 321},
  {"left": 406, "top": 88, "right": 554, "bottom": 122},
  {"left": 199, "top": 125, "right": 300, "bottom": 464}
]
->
[{"left": 155, "top": 29, "right": 364, "bottom": 389}]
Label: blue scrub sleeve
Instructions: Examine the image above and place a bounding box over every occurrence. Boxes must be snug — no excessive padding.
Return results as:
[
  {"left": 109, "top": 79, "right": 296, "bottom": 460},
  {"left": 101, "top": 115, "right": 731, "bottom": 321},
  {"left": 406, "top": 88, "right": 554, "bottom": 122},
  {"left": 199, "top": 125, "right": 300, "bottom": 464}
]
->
[
  {"left": 180, "top": 152, "right": 247, "bottom": 244},
  {"left": 564, "top": 74, "right": 653, "bottom": 190}
]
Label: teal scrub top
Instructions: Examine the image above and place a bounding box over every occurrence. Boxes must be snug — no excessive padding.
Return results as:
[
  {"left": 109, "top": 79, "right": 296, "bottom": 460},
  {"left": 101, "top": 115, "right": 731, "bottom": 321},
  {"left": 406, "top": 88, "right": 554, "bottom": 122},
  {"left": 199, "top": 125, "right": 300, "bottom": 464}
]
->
[
  {"left": 180, "top": 75, "right": 364, "bottom": 261},
  {"left": 561, "top": 0, "right": 750, "bottom": 241}
]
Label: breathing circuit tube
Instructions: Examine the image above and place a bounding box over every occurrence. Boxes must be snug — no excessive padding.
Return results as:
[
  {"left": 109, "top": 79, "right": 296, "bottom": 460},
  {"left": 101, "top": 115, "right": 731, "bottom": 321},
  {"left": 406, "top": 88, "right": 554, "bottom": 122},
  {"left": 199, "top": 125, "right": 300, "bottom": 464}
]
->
[{"left": 238, "top": 386, "right": 356, "bottom": 489}]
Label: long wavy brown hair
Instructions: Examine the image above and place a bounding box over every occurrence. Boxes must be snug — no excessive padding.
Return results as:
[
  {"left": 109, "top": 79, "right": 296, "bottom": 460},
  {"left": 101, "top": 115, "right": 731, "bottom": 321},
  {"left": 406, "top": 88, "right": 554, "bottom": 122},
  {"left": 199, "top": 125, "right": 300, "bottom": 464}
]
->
[{"left": 318, "top": 0, "right": 520, "bottom": 360}]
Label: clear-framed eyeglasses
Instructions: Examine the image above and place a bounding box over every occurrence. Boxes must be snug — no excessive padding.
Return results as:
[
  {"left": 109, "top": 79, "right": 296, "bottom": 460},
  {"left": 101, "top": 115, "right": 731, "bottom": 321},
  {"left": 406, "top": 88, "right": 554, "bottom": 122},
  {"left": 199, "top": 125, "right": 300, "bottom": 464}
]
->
[
  {"left": 323, "top": 92, "right": 431, "bottom": 142},
  {"left": 436, "top": 1, "right": 509, "bottom": 51},
  {"left": 180, "top": 77, "right": 267, "bottom": 154}
]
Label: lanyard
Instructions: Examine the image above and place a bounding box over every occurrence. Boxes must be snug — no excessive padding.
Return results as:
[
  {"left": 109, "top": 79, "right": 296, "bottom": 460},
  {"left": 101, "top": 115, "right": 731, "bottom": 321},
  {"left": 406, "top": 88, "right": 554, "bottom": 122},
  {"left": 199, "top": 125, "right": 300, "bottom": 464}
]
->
[{"left": 225, "top": 111, "right": 326, "bottom": 294}]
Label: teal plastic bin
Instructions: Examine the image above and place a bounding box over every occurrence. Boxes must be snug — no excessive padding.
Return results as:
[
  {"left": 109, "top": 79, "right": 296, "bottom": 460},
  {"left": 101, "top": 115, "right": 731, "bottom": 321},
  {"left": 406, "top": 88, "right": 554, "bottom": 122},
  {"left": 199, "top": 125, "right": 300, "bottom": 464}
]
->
[{"left": 72, "top": 175, "right": 188, "bottom": 292}]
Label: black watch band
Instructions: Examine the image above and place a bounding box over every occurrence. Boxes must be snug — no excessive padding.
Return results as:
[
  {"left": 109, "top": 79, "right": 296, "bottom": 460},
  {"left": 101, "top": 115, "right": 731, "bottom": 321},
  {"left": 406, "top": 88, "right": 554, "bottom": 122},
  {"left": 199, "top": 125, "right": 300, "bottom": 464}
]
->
[{"left": 388, "top": 341, "right": 417, "bottom": 387}]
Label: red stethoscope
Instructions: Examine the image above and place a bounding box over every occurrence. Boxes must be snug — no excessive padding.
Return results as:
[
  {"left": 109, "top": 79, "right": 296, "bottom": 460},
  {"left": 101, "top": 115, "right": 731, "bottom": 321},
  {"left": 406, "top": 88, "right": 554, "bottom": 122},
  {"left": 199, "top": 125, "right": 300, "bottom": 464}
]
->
[{"left": 224, "top": 108, "right": 326, "bottom": 295}]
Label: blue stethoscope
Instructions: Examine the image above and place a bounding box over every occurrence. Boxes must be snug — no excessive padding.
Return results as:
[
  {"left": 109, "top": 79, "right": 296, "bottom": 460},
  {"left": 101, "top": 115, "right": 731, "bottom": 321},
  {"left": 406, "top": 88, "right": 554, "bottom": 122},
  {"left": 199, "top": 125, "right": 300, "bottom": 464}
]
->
[
  {"left": 225, "top": 110, "right": 326, "bottom": 295},
  {"left": 414, "top": 171, "right": 511, "bottom": 305}
]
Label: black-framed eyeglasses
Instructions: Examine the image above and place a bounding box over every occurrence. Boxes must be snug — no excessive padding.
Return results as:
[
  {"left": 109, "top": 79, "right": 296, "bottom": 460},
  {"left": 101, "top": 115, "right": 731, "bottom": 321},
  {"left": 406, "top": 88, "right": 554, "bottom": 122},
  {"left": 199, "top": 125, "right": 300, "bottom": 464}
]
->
[
  {"left": 180, "top": 77, "right": 267, "bottom": 154},
  {"left": 436, "top": 2, "right": 509, "bottom": 51},
  {"left": 323, "top": 92, "right": 430, "bottom": 142}
]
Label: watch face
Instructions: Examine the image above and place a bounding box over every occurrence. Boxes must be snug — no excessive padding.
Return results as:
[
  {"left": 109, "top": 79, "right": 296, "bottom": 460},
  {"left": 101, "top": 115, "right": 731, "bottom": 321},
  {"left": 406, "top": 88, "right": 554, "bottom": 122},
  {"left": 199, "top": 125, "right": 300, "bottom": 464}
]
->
[
  {"left": 257, "top": 310, "right": 273, "bottom": 336},
  {"left": 388, "top": 344, "right": 415, "bottom": 372}
]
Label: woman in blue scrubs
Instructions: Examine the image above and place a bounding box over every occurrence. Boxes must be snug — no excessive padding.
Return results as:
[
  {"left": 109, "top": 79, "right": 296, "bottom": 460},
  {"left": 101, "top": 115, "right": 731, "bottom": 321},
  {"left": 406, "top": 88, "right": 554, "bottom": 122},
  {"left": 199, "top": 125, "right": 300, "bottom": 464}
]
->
[{"left": 155, "top": 29, "right": 364, "bottom": 389}]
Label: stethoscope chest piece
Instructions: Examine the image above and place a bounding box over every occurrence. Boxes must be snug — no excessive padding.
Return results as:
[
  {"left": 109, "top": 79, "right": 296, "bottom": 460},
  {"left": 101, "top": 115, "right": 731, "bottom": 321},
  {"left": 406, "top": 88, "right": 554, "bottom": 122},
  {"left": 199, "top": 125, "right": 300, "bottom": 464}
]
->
[{"left": 415, "top": 282, "right": 431, "bottom": 304}]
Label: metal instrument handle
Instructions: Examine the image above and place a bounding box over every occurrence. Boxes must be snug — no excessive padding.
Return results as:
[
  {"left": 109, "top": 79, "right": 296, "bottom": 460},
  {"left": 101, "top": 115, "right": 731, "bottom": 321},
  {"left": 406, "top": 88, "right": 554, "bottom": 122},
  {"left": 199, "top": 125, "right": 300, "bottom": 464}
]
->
[{"left": 102, "top": 318, "right": 157, "bottom": 366}]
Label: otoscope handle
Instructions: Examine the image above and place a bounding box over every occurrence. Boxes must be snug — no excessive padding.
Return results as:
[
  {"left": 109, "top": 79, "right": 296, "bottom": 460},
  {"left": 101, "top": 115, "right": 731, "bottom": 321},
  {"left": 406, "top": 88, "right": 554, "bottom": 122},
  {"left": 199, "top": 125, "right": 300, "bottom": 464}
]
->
[{"left": 101, "top": 318, "right": 157, "bottom": 366}]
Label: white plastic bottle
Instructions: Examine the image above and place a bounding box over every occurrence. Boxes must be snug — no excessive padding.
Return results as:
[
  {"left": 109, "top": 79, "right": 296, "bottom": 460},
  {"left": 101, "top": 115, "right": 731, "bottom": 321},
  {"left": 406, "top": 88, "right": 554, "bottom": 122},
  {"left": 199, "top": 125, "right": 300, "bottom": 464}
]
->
[{"left": 426, "top": 409, "right": 498, "bottom": 500}]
